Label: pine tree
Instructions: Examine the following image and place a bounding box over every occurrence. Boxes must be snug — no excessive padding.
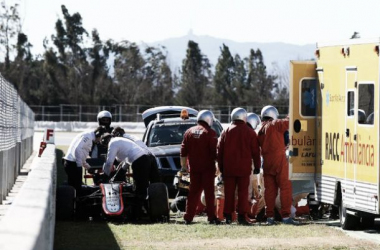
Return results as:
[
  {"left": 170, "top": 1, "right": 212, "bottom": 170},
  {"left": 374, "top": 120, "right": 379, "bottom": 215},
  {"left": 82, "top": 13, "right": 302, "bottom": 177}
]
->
[
  {"left": 46, "top": 5, "right": 92, "bottom": 105},
  {"left": 113, "top": 41, "right": 146, "bottom": 105},
  {"left": 233, "top": 54, "right": 248, "bottom": 105},
  {"left": 176, "top": 40, "right": 212, "bottom": 106},
  {"left": 245, "top": 49, "right": 276, "bottom": 106},
  {"left": 87, "top": 29, "right": 113, "bottom": 104},
  {"left": 213, "top": 44, "right": 237, "bottom": 105},
  {"left": 144, "top": 46, "right": 174, "bottom": 105}
]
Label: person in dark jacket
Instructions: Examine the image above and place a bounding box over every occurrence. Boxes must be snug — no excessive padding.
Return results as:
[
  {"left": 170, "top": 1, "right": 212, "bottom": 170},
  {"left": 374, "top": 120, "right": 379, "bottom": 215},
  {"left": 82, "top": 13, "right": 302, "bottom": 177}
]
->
[
  {"left": 181, "top": 110, "right": 220, "bottom": 225},
  {"left": 90, "top": 110, "right": 114, "bottom": 158},
  {"left": 217, "top": 107, "right": 261, "bottom": 225}
]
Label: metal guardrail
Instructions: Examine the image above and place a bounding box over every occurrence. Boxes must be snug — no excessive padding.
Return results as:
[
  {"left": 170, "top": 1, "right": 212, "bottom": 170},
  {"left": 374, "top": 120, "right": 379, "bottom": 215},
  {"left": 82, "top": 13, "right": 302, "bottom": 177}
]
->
[
  {"left": 30, "top": 104, "right": 289, "bottom": 123},
  {"left": 0, "top": 73, "right": 34, "bottom": 203}
]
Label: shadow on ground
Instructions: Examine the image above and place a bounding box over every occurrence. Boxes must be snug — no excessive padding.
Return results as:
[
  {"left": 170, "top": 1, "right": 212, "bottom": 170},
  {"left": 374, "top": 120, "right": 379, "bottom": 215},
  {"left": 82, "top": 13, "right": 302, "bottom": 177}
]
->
[{"left": 54, "top": 148, "right": 121, "bottom": 250}]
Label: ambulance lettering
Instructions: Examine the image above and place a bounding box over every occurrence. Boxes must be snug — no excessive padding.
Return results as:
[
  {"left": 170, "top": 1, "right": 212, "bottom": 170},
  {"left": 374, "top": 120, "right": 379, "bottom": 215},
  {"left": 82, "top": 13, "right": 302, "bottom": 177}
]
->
[
  {"left": 325, "top": 132, "right": 374, "bottom": 167},
  {"left": 291, "top": 136, "right": 316, "bottom": 146}
]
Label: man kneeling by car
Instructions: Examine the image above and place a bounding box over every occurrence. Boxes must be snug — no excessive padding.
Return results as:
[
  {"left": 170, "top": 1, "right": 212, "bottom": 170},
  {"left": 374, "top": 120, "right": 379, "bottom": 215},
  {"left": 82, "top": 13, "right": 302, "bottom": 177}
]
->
[{"left": 101, "top": 133, "right": 160, "bottom": 209}]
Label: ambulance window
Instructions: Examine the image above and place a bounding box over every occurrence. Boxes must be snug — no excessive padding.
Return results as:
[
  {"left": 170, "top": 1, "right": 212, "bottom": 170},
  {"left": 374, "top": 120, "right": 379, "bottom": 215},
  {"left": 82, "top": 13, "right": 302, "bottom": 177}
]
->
[
  {"left": 358, "top": 84, "right": 374, "bottom": 125},
  {"left": 300, "top": 79, "right": 316, "bottom": 117},
  {"left": 347, "top": 91, "right": 354, "bottom": 117}
]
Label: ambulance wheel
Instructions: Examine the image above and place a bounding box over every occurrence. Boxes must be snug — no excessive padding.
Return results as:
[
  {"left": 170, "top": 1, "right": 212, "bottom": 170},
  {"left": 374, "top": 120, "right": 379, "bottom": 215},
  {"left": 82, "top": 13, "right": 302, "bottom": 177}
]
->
[
  {"left": 360, "top": 217, "right": 375, "bottom": 229},
  {"left": 56, "top": 185, "right": 76, "bottom": 220},
  {"left": 148, "top": 183, "right": 169, "bottom": 222},
  {"left": 339, "top": 198, "right": 359, "bottom": 230}
]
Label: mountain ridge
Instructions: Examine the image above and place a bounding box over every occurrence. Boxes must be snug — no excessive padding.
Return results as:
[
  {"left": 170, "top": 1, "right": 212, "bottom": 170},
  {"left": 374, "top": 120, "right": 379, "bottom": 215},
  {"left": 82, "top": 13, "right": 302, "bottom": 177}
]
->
[{"left": 144, "top": 33, "right": 316, "bottom": 74}]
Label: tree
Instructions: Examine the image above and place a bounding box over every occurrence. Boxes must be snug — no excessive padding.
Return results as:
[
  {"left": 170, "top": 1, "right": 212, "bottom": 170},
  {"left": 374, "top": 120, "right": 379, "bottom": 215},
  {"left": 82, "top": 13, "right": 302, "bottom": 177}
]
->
[
  {"left": 213, "top": 44, "right": 237, "bottom": 105},
  {"left": 245, "top": 49, "right": 276, "bottom": 106},
  {"left": 0, "top": 0, "right": 20, "bottom": 70},
  {"left": 113, "top": 41, "right": 146, "bottom": 105},
  {"left": 176, "top": 40, "right": 212, "bottom": 106},
  {"left": 45, "top": 5, "right": 93, "bottom": 105},
  {"left": 232, "top": 54, "right": 248, "bottom": 105},
  {"left": 144, "top": 45, "right": 174, "bottom": 105},
  {"left": 86, "top": 29, "right": 115, "bottom": 104}
]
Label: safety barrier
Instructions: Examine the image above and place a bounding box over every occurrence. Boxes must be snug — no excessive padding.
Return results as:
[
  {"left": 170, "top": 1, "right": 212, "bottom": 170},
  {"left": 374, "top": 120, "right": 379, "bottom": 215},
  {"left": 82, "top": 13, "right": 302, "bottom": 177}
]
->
[
  {"left": 0, "top": 144, "right": 56, "bottom": 250},
  {"left": 0, "top": 73, "right": 34, "bottom": 203}
]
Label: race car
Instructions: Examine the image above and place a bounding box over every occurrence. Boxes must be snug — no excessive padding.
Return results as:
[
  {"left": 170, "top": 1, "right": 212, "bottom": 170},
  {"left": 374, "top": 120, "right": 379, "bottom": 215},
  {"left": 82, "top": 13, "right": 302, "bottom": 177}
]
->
[{"left": 56, "top": 159, "right": 170, "bottom": 223}]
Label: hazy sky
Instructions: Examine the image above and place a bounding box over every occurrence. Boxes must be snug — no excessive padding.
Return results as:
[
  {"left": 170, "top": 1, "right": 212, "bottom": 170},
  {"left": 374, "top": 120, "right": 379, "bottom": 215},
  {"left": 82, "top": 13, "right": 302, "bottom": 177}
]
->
[{"left": 7, "top": 0, "right": 380, "bottom": 55}]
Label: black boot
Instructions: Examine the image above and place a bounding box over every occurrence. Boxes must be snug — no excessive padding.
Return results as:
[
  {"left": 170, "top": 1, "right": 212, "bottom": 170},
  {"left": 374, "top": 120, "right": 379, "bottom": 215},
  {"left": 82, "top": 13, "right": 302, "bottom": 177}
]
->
[
  {"left": 224, "top": 213, "right": 232, "bottom": 224},
  {"left": 209, "top": 217, "right": 221, "bottom": 225},
  {"left": 238, "top": 214, "right": 250, "bottom": 226}
]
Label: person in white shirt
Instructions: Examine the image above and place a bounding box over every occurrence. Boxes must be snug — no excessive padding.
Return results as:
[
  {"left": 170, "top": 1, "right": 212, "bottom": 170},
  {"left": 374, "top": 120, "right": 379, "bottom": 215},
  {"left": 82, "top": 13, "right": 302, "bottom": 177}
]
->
[
  {"left": 102, "top": 134, "right": 159, "bottom": 200},
  {"left": 63, "top": 126, "right": 106, "bottom": 194},
  {"left": 112, "top": 127, "right": 151, "bottom": 154}
]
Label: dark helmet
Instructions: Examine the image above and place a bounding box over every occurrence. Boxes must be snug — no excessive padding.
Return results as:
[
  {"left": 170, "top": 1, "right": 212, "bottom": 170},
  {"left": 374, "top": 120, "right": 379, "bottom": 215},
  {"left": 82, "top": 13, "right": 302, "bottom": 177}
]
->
[
  {"left": 100, "top": 133, "right": 113, "bottom": 146},
  {"left": 97, "top": 110, "right": 112, "bottom": 128},
  {"left": 112, "top": 127, "right": 125, "bottom": 137}
]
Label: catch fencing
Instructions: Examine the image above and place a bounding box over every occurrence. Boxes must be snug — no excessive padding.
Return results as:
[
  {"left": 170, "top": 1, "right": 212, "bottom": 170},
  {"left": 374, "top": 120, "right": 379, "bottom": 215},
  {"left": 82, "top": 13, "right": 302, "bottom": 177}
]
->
[
  {"left": 0, "top": 73, "right": 34, "bottom": 203},
  {"left": 30, "top": 104, "right": 289, "bottom": 123}
]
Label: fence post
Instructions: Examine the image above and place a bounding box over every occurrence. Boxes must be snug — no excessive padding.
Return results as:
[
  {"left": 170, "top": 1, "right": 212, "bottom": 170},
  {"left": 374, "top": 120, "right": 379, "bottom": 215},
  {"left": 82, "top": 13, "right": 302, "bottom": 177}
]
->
[
  {"left": 228, "top": 106, "right": 231, "bottom": 123},
  {"left": 79, "top": 105, "right": 82, "bottom": 122},
  {"left": 136, "top": 105, "right": 139, "bottom": 122},
  {"left": 119, "top": 105, "right": 122, "bottom": 122}
]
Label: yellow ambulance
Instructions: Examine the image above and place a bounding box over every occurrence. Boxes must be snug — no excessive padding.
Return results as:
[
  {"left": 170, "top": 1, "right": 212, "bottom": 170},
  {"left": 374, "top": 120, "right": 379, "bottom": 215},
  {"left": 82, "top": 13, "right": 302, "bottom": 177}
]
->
[{"left": 289, "top": 38, "right": 380, "bottom": 229}]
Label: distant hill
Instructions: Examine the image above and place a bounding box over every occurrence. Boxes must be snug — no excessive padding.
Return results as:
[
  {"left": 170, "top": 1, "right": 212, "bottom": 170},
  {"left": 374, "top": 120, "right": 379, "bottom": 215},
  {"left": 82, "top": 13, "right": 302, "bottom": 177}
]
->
[{"left": 144, "top": 31, "right": 316, "bottom": 75}]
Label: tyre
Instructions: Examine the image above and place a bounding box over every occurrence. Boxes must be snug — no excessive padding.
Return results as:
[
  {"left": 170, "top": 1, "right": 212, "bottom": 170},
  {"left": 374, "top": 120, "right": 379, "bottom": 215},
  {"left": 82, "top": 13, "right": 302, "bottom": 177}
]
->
[
  {"left": 339, "top": 197, "right": 359, "bottom": 230},
  {"left": 56, "top": 185, "right": 76, "bottom": 220},
  {"left": 361, "top": 217, "right": 375, "bottom": 229},
  {"left": 148, "top": 183, "right": 169, "bottom": 222}
]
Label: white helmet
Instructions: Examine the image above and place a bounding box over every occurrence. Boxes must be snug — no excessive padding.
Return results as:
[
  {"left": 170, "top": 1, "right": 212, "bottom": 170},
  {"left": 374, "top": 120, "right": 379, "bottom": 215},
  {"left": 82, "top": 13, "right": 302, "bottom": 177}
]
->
[
  {"left": 197, "top": 110, "right": 214, "bottom": 127},
  {"left": 231, "top": 107, "right": 247, "bottom": 122},
  {"left": 97, "top": 110, "right": 112, "bottom": 127},
  {"left": 246, "top": 113, "right": 261, "bottom": 129},
  {"left": 261, "top": 105, "right": 279, "bottom": 120}
]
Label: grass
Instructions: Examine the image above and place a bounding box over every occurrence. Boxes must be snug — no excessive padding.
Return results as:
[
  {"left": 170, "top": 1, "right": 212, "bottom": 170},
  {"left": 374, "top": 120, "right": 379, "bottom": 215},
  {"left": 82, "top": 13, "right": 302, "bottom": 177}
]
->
[{"left": 54, "top": 146, "right": 380, "bottom": 250}]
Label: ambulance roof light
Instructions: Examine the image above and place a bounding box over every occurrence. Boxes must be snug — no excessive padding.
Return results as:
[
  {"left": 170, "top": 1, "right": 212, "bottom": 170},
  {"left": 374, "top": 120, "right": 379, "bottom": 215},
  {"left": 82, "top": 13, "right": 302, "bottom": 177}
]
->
[
  {"left": 180, "top": 109, "right": 189, "bottom": 120},
  {"left": 375, "top": 45, "right": 379, "bottom": 56}
]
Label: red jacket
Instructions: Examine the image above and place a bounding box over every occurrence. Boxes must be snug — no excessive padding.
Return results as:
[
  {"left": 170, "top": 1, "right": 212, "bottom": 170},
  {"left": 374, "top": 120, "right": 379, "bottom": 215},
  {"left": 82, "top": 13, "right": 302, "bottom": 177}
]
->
[
  {"left": 217, "top": 120, "right": 261, "bottom": 177},
  {"left": 180, "top": 122, "right": 217, "bottom": 173},
  {"left": 257, "top": 118, "right": 289, "bottom": 174}
]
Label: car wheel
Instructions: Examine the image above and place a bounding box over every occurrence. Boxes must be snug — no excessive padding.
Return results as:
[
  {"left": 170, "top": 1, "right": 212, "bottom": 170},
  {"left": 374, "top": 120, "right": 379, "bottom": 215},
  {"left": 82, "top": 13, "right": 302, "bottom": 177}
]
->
[
  {"left": 56, "top": 185, "right": 76, "bottom": 220},
  {"left": 148, "top": 183, "right": 169, "bottom": 223}
]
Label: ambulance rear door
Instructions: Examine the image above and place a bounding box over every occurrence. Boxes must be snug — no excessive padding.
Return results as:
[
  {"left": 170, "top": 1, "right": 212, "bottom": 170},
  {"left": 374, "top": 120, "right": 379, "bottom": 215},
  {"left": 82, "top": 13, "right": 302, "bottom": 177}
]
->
[{"left": 289, "top": 61, "right": 318, "bottom": 180}]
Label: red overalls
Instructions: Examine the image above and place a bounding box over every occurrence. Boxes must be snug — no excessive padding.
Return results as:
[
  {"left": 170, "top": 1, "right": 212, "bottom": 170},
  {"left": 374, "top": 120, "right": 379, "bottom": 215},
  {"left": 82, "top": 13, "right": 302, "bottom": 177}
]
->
[
  {"left": 181, "top": 122, "right": 218, "bottom": 222},
  {"left": 258, "top": 118, "right": 292, "bottom": 218},
  {"left": 217, "top": 121, "right": 261, "bottom": 217}
]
